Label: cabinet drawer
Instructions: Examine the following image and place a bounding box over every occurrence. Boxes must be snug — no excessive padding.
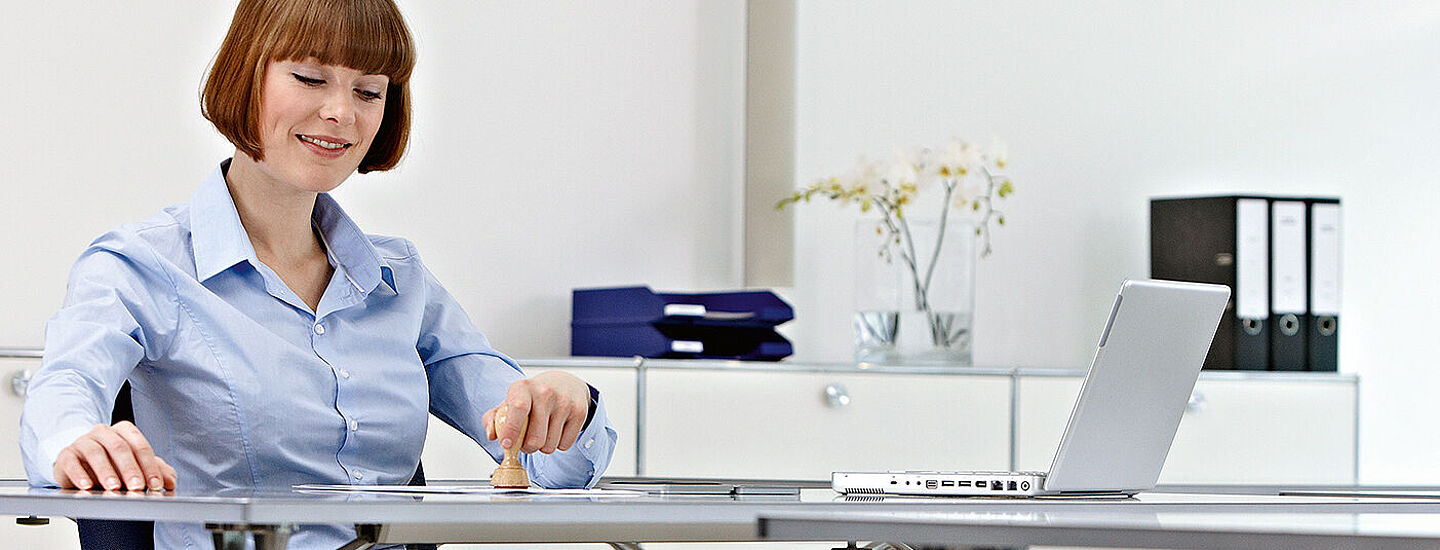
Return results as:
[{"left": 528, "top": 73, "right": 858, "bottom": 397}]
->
[
  {"left": 3, "top": 519, "right": 80, "bottom": 549},
  {"left": 422, "top": 366, "right": 638, "bottom": 479},
  {"left": 642, "top": 369, "right": 1011, "bottom": 479},
  {"left": 1162, "top": 378, "right": 1355, "bottom": 483},
  {"left": 1015, "top": 375, "right": 1357, "bottom": 483}
]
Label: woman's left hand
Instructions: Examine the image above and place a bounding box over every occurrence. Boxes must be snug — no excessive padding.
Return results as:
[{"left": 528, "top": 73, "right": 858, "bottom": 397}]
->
[{"left": 483, "top": 371, "right": 591, "bottom": 454}]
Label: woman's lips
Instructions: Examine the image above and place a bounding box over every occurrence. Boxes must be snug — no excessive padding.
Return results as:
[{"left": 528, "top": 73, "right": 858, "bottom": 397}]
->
[{"left": 296, "top": 134, "right": 352, "bottom": 159}]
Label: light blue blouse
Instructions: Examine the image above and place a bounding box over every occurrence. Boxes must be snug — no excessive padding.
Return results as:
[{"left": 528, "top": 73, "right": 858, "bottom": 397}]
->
[{"left": 20, "top": 160, "right": 616, "bottom": 549}]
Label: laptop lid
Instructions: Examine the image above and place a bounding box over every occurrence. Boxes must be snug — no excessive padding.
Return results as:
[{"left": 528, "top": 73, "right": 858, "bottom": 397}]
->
[{"left": 1041, "top": 279, "right": 1229, "bottom": 494}]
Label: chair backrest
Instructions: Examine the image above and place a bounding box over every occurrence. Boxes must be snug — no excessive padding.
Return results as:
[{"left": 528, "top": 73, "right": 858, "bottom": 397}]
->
[{"left": 77, "top": 382, "right": 433, "bottom": 550}]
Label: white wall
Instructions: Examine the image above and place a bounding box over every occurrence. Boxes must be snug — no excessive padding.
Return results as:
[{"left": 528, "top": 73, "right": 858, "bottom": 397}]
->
[
  {"left": 783, "top": 0, "right": 1440, "bottom": 483},
  {"left": 5, "top": 1, "right": 1439, "bottom": 485},
  {"left": 0, "top": 2, "right": 745, "bottom": 353}
]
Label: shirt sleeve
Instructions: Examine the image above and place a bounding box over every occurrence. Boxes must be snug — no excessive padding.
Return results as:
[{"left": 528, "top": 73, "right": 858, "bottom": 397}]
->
[
  {"left": 413, "top": 245, "right": 616, "bottom": 488},
  {"left": 19, "top": 232, "right": 180, "bottom": 487}
]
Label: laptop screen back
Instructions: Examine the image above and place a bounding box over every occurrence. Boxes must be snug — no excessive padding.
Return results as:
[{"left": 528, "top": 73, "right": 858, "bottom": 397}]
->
[{"left": 1042, "top": 279, "right": 1229, "bottom": 493}]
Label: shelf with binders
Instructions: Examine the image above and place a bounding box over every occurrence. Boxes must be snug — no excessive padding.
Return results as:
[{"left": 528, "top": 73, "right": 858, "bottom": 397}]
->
[{"left": 1150, "top": 195, "right": 1340, "bottom": 372}]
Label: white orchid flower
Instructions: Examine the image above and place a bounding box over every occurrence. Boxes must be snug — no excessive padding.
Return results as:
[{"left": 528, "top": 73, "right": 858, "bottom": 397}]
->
[
  {"left": 987, "top": 139, "right": 1008, "bottom": 171},
  {"left": 931, "top": 138, "right": 981, "bottom": 180}
]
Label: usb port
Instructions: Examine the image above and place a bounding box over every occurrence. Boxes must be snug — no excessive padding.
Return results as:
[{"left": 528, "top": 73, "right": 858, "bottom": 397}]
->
[
  {"left": 957, "top": 481, "right": 972, "bottom": 487},
  {"left": 925, "top": 480, "right": 938, "bottom": 490},
  {"left": 941, "top": 480, "right": 955, "bottom": 487}
]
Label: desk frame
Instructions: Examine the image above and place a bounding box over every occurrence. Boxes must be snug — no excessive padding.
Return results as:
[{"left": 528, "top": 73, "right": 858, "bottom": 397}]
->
[{"left": 10, "top": 483, "right": 1440, "bottom": 549}]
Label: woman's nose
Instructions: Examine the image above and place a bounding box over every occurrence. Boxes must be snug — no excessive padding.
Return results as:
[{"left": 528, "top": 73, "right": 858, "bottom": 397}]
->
[{"left": 319, "top": 90, "right": 355, "bottom": 126}]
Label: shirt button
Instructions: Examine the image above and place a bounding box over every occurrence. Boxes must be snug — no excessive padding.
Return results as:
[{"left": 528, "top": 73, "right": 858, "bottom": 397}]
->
[
  {"left": 339, "top": 369, "right": 351, "bottom": 379},
  {"left": 354, "top": 471, "right": 364, "bottom": 480},
  {"left": 348, "top": 419, "right": 359, "bottom": 431},
  {"left": 313, "top": 323, "right": 325, "bottom": 335},
  {"left": 584, "top": 438, "right": 594, "bottom": 449}
]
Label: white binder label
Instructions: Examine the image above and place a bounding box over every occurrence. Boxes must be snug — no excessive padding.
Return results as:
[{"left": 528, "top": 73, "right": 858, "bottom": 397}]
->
[
  {"left": 670, "top": 340, "right": 704, "bottom": 353},
  {"left": 1271, "top": 201, "right": 1307, "bottom": 314},
  {"left": 1310, "top": 203, "right": 1341, "bottom": 315},
  {"left": 1236, "top": 199, "right": 1269, "bottom": 320},
  {"left": 663, "top": 304, "right": 707, "bottom": 317}
]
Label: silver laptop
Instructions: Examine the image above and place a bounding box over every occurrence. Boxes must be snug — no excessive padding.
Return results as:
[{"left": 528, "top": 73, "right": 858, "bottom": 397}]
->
[{"left": 833, "top": 278, "right": 1230, "bottom": 497}]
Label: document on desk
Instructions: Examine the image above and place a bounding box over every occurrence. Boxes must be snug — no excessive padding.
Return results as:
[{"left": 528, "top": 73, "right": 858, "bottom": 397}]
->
[{"left": 293, "top": 484, "right": 646, "bottom": 497}]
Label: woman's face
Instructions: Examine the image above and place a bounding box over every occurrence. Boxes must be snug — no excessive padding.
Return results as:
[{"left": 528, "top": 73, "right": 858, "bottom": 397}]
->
[{"left": 250, "top": 58, "right": 389, "bottom": 193}]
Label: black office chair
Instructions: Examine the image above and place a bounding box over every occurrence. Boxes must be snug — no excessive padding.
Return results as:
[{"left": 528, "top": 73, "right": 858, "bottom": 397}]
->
[{"left": 77, "top": 382, "right": 433, "bottom": 550}]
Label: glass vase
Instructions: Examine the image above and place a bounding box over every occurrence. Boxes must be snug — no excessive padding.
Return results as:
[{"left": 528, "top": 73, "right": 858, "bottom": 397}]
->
[{"left": 853, "top": 218, "right": 976, "bottom": 366}]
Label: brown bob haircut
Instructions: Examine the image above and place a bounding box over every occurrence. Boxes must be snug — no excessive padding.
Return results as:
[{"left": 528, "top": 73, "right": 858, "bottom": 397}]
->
[{"left": 201, "top": 0, "right": 415, "bottom": 174}]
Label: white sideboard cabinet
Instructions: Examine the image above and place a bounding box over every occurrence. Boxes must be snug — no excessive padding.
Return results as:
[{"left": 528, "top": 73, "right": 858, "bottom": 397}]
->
[
  {"left": 517, "top": 359, "right": 1358, "bottom": 485},
  {"left": 640, "top": 366, "right": 1012, "bottom": 478},
  {"left": 1014, "top": 370, "right": 1358, "bottom": 483}
]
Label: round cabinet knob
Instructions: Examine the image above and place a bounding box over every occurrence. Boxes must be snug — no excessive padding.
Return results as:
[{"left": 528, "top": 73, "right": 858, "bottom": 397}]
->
[
  {"left": 10, "top": 369, "right": 32, "bottom": 398},
  {"left": 1186, "top": 391, "right": 1206, "bottom": 413},
  {"left": 824, "top": 383, "right": 851, "bottom": 408}
]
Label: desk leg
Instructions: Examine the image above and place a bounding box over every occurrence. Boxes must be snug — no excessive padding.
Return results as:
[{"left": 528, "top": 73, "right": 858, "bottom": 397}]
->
[{"left": 207, "top": 523, "right": 294, "bottom": 550}]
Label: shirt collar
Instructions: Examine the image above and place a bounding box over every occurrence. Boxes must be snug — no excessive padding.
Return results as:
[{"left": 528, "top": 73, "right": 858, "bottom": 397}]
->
[
  {"left": 191, "top": 160, "right": 259, "bottom": 282},
  {"left": 312, "top": 192, "right": 397, "bottom": 295},
  {"left": 190, "top": 159, "right": 397, "bottom": 294}
]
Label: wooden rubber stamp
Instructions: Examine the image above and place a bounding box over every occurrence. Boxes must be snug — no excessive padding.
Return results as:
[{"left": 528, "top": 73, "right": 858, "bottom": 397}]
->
[{"left": 490, "top": 403, "right": 530, "bottom": 488}]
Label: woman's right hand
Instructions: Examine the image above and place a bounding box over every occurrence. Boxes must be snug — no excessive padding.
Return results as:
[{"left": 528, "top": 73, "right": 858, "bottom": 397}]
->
[{"left": 53, "top": 421, "right": 177, "bottom": 492}]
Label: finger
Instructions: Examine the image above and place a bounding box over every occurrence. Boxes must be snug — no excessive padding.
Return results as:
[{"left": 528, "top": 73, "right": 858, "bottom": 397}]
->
[
  {"left": 523, "top": 391, "right": 551, "bottom": 454},
  {"left": 113, "top": 421, "right": 164, "bottom": 491},
  {"left": 80, "top": 460, "right": 104, "bottom": 491},
  {"left": 74, "top": 436, "right": 122, "bottom": 491},
  {"left": 92, "top": 426, "right": 146, "bottom": 491},
  {"left": 557, "top": 409, "right": 584, "bottom": 452},
  {"left": 542, "top": 408, "right": 567, "bottom": 453},
  {"left": 155, "top": 456, "right": 178, "bottom": 491},
  {"left": 54, "top": 451, "right": 93, "bottom": 490},
  {"left": 500, "top": 382, "right": 533, "bottom": 450},
  {"left": 481, "top": 408, "right": 497, "bottom": 441}
]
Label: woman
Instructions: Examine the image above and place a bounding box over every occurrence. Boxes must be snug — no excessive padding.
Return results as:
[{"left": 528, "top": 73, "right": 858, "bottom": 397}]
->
[{"left": 19, "top": 0, "right": 616, "bottom": 547}]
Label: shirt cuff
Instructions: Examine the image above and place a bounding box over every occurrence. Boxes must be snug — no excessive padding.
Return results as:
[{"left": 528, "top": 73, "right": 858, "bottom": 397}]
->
[
  {"left": 33, "top": 425, "right": 91, "bottom": 487},
  {"left": 582, "top": 383, "right": 599, "bottom": 430}
]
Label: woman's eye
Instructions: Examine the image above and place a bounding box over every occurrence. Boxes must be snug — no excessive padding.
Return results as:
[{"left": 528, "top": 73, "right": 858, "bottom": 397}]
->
[
  {"left": 292, "top": 73, "right": 324, "bottom": 86},
  {"left": 357, "top": 89, "right": 384, "bottom": 101}
]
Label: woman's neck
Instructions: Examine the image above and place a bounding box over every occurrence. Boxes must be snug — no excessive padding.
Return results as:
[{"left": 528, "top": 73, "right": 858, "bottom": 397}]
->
[{"left": 224, "top": 154, "right": 325, "bottom": 266}]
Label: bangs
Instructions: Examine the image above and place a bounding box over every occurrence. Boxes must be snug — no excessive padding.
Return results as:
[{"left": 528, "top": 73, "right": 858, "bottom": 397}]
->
[{"left": 266, "top": 0, "right": 415, "bottom": 83}]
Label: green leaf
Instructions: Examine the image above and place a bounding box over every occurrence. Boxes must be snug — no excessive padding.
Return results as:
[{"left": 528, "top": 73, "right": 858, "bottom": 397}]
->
[{"left": 998, "top": 216, "right": 1006, "bottom": 226}]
